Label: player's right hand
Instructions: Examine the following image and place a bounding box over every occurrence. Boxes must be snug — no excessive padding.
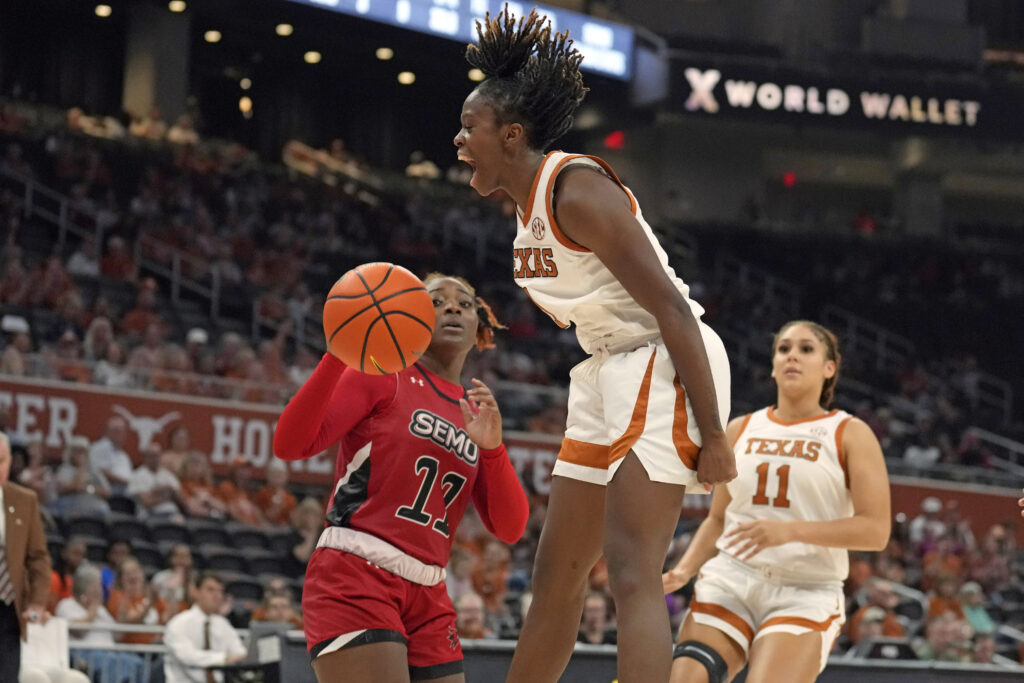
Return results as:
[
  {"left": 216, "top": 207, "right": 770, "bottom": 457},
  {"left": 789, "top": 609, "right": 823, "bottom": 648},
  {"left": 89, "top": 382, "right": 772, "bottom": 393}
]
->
[
  {"left": 696, "top": 431, "right": 737, "bottom": 489},
  {"left": 662, "top": 567, "right": 693, "bottom": 594}
]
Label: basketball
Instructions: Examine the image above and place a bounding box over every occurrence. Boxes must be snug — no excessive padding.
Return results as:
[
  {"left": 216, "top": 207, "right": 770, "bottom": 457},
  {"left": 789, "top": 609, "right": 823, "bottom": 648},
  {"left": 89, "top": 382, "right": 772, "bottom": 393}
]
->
[{"left": 322, "top": 262, "right": 435, "bottom": 375}]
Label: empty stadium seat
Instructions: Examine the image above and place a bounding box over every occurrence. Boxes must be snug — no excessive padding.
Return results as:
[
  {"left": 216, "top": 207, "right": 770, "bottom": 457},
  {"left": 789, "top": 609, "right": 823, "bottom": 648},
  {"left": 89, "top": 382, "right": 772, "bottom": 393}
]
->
[
  {"left": 148, "top": 520, "right": 190, "bottom": 545},
  {"left": 108, "top": 514, "right": 151, "bottom": 544},
  {"left": 242, "top": 548, "right": 283, "bottom": 576},
  {"left": 225, "top": 523, "right": 270, "bottom": 550},
  {"left": 107, "top": 495, "right": 137, "bottom": 516},
  {"left": 186, "top": 519, "right": 231, "bottom": 547},
  {"left": 199, "top": 544, "right": 248, "bottom": 573},
  {"left": 63, "top": 514, "right": 108, "bottom": 539}
]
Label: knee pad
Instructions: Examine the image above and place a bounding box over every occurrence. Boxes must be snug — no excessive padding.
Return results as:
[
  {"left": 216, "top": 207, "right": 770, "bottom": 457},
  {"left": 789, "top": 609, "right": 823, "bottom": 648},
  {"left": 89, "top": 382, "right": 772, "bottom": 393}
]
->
[{"left": 673, "top": 640, "right": 728, "bottom": 683}]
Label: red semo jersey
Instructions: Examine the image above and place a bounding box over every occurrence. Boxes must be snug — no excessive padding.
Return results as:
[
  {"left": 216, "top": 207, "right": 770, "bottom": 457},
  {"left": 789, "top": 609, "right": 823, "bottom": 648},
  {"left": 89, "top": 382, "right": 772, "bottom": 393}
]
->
[{"left": 273, "top": 354, "right": 528, "bottom": 567}]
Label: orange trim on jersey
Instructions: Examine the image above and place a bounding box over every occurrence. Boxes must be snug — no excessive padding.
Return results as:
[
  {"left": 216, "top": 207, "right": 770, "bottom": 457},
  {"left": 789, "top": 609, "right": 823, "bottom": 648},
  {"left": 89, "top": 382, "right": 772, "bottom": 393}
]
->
[
  {"left": 690, "top": 598, "right": 754, "bottom": 645},
  {"left": 766, "top": 406, "right": 839, "bottom": 426},
  {"left": 671, "top": 376, "right": 698, "bottom": 470},
  {"left": 517, "top": 150, "right": 561, "bottom": 225},
  {"left": 835, "top": 416, "right": 853, "bottom": 488},
  {"left": 608, "top": 350, "right": 658, "bottom": 465},
  {"left": 523, "top": 287, "right": 569, "bottom": 329},
  {"left": 730, "top": 413, "right": 753, "bottom": 448},
  {"left": 759, "top": 612, "right": 842, "bottom": 634},
  {"left": 557, "top": 438, "right": 609, "bottom": 470},
  {"left": 542, "top": 154, "right": 640, "bottom": 253}
]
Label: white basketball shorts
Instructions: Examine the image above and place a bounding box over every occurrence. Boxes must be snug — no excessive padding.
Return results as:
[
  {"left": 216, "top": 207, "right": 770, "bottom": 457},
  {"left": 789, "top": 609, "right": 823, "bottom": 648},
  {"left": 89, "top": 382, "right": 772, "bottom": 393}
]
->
[{"left": 552, "top": 321, "right": 731, "bottom": 488}]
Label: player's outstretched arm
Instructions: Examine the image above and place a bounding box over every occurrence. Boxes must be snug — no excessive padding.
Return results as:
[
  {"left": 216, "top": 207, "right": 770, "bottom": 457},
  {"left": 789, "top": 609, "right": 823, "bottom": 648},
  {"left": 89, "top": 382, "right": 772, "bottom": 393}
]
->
[{"left": 273, "top": 354, "right": 385, "bottom": 461}]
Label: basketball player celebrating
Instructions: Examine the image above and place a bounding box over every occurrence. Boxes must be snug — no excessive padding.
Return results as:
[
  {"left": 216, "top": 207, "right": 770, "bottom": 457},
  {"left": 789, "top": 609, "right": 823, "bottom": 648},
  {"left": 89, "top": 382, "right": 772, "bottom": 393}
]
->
[
  {"left": 662, "top": 321, "right": 891, "bottom": 683},
  {"left": 273, "top": 274, "right": 528, "bottom": 683},
  {"left": 454, "top": 8, "right": 735, "bottom": 682}
]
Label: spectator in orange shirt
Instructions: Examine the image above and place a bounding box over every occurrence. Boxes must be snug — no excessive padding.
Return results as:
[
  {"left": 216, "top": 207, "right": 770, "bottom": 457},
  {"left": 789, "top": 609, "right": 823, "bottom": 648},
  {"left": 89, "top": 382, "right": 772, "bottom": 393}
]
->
[
  {"left": 178, "top": 451, "right": 227, "bottom": 520},
  {"left": 49, "top": 537, "right": 88, "bottom": 612},
  {"left": 215, "top": 457, "right": 265, "bottom": 525},
  {"left": 100, "top": 235, "right": 138, "bottom": 280},
  {"left": 121, "top": 280, "right": 167, "bottom": 337},
  {"left": 249, "top": 578, "right": 303, "bottom": 629},
  {"left": 928, "top": 574, "right": 966, "bottom": 620},
  {"left": 254, "top": 459, "right": 296, "bottom": 526},
  {"left": 848, "top": 578, "right": 906, "bottom": 644},
  {"left": 107, "top": 557, "right": 175, "bottom": 644}
]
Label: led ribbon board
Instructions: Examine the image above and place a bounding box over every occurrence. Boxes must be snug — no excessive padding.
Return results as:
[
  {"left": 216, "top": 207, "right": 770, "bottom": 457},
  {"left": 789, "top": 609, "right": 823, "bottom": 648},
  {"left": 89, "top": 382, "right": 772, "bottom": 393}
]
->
[{"left": 287, "top": 0, "right": 634, "bottom": 80}]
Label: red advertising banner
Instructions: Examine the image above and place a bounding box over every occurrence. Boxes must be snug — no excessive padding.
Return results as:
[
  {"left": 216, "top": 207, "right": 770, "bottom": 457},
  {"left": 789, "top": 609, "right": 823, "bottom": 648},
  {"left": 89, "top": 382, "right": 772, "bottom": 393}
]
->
[
  {"left": 2, "top": 376, "right": 1021, "bottom": 543},
  {"left": 0, "top": 376, "right": 335, "bottom": 484}
]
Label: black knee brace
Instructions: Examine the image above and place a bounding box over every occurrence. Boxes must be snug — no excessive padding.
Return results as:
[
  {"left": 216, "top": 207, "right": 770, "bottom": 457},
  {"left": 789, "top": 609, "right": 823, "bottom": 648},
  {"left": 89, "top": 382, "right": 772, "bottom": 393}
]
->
[{"left": 673, "top": 640, "right": 728, "bottom": 683}]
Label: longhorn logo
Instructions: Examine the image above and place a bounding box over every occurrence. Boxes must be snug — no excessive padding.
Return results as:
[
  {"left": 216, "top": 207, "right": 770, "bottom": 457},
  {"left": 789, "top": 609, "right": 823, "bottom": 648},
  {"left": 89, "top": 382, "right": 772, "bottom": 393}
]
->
[{"left": 112, "top": 405, "right": 182, "bottom": 450}]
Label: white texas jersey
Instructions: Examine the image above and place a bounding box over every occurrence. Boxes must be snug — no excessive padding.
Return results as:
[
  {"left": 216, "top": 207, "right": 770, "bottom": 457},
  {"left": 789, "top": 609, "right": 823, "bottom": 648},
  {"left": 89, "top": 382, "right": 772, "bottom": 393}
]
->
[
  {"left": 512, "top": 151, "right": 704, "bottom": 355},
  {"left": 717, "top": 407, "right": 855, "bottom": 584}
]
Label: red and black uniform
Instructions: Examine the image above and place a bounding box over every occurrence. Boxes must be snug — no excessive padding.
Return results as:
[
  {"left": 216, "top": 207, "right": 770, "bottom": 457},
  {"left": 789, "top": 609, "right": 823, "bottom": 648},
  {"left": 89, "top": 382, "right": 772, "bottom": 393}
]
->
[{"left": 274, "top": 354, "right": 528, "bottom": 678}]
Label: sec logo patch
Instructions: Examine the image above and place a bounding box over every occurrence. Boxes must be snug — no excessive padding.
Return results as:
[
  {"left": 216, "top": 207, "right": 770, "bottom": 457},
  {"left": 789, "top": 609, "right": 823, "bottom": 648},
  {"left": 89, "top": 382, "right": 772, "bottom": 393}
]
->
[{"left": 531, "top": 217, "right": 546, "bottom": 240}]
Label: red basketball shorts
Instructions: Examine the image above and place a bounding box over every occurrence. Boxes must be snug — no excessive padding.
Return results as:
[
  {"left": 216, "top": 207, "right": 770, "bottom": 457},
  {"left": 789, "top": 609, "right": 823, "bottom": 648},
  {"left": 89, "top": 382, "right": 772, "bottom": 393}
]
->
[{"left": 303, "top": 547, "right": 462, "bottom": 679}]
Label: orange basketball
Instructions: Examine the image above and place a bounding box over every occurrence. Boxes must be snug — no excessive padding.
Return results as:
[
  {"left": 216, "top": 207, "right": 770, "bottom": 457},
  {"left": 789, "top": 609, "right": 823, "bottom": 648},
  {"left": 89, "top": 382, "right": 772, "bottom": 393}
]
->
[{"left": 322, "top": 263, "right": 435, "bottom": 375}]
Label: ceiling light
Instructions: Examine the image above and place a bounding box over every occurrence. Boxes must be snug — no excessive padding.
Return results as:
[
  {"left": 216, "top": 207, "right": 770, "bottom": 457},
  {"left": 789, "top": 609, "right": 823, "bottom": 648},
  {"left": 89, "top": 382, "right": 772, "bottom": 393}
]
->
[
  {"left": 204, "top": 30, "right": 222, "bottom": 43},
  {"left": 168, "top": 1, "right": 186, "bottom": 12},
  {"left": 276, "top": 23, "right": 293, "bottom": 36},
  {"left": 239, "top": 96, "right": 253, "bottom": 115},
  {"left": 376, "top": 47, "right": 394, "bottom": 61},
  {"left": 304, "top": 51, "right": 322, "bottom": 64},
  {"left": 468, "top": 68, "right": 485, "bottom": 82},
  {"left": 240, "top": 78, "right": 252, "bottom": 90},
  {"left": 95, "top": 5, "right": 112, "bottom": 17},
  {"left": 398, "top": 71, "right": 416, "bottom": 85}
]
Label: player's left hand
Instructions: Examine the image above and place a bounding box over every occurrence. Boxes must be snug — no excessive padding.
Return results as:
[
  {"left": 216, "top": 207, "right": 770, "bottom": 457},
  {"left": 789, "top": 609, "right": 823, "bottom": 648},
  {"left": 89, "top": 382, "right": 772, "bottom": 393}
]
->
[
  {"left": 722, "top": 520, "right": 792, "bottom": 561},
  {"left": 461, "top": 379, "right": 503, "bottom": 450},
  {"left": 1019, "top": 488, "right": 1024, "bottom": 519}
]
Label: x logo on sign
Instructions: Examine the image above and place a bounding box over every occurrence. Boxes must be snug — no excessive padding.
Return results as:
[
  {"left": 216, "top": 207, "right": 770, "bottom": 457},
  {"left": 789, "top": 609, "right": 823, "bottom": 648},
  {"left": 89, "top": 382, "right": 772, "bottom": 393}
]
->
[{"left": 684, "top": 68, "right": 721, "bottom": 113}]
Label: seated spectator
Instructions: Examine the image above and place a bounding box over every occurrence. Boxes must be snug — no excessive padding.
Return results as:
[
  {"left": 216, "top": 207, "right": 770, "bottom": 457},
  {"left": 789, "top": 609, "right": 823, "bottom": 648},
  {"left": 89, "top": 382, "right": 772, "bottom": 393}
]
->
[
  {"left": 54, "top": 436, "right": 111, "bottom": 518},
  {"left": 49, "top": 537, "right": 88, "bottom": 612},
  {"left": 107, "top": 557, "right": 174, "bottom": 644},
  {"left": 455, "top": 592, "right": 494, "bottom": 640},
  {"left": 56, "top": 565, "right": 146, "bottom": 683},
  {"left": 971, "top": 632, "right": 996, "bottom": 664},
  {"left": 282, "top": 496, "right": 324, "bottom": 578},
  {"left": 855, "top": 606, "right": 888, "bottom": 643},
  {"left": 122, "top": 279, "right": 167, "bottom": 337},
  {"left": 848, "top": 578, "right": 906, "bottom": 644},
  {"left": 34, "top": 253, "right": 75, "bottom": 309},
  {"left": 215, "top": 457, "right": 265, "bottom": 525},
  {"left": 968, "top": 524, "right": 1013, "bottom": 593},
  {"left": 578, "top": 591, "right": 616, "bottom": 645},
  {"left": 99, "top": 540, "right": 132, "bottom": 600},
  {"left": 908, "top": 497, "right": 946, "bottom": 547},
  {"left": 161, "top": 425, "right": 191, "bottom": 475},
  {"left": 928, "top": 574, "right": 965, "bottom": 620},
  {"left": 446, "top": 546, "right": 476, "bottom": 606},
  {"left": 250, "top": 578, "right": 303, "bottom": 629},
  {"left": 178, "top": 451, "right": 228, "bottom": 519},
  {"left": 151, "top": 544, "right": 194, "bottom": 613},
  {"left": 164, "top": 572, "right": 247, "bottom": 683},
  {"left": 127, "top": 441, "right": 183, "bottom": 519},
  {"left": 150, "top": 345, "right": 196, "bottom": 396},
  {"left": 254, "top": 459, "right": 296, "bottom": 526},
  {"left": 18, "top": 437, "right": 57, "bottom": 507},
  {"left": 126, "top": 322, "right": 165, "bottom": 373},
  {"left": 959, "top": 581, "right": 995, "bottom": 635},
  {"left": 99, "top": 235, "right": 138, "bottom": 280},
  {"left": 88, "top": 416, "right": 133, "bottom": 495},
  {"left": 1, "top": 316, "right": 32, "bottom": 375},
  {"left": 956, "top": 431, "right": 993, "bottom": 469},
  {"left": 82, "top": 316, "right": 114, "bottom": 363},
  {"left": 66, "top": 235, "right": 101, "bottom": 278},
  {"left": 912, "top": 612, "right": 973, "bottom": 662},
  {"left": 48, "top": 329, "right": 91, "bottom": 383},
  {"left": 405, "top": 150, "right": 441, "bottom": 179},
  {"left": 93, "top": 341, "right": 134, "bottom": 388},
  {"left": 472, "top": 540, "right": 510, "bottom": 616},
  {"left": 184, "top": 327, "right": 209, "bottom": 372}
]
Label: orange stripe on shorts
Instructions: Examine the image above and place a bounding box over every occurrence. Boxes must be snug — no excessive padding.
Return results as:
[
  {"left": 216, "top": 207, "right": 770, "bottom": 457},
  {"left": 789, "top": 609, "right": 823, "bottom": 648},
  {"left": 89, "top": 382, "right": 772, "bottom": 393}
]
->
[
  {"left": 608, "top": 350, "right": 657, "bottom": 465},
  {"left": 690, "top": 598, "right": 754, "bottom": 645},
  {"left": 671, "top": 376, "right": 698, "bottom": 470},
  {"left": 759, "top": 612, "right": 841, "bottom": 633},
  {"left": 557, "top": 438, "right": 609, "bottom": 469}
]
